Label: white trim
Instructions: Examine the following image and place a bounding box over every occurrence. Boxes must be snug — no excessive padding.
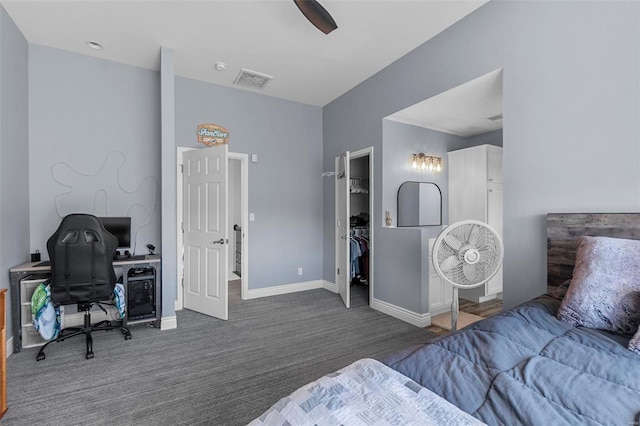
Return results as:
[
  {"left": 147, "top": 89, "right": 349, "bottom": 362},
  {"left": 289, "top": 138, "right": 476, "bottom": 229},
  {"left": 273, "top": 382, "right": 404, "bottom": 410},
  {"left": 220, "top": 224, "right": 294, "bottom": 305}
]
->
[
  {"left": 7, "top": 337, "right": 13, "bottom": 358},
  {"left": 176, "top": 146, "right": 194, "bottom": 311},
  {"left": 176, "top": 148, "right": 249, "bottom": 309},
  {"left": 334, "top": 155, "right": 339, "bottom": 299},
  {"left": 478, "top": 294, "right": 497, "bottom": 303},
  {"left": 228, "top": 152, "right": 249, "bottom": 301},
  {"left": 370, "top": 297, "right": 431, "bottom": 328},
  {"left": 244, "top": 280, "right": 324, "bottom": 300},
  {"left": 429, "top": 305, "right": 452, "bottom": 317},
  {"left": 345, "top": 147, "right": 374, "bottom": 306},
  {"left": 160, "top": 315, "right": 178, "bottom": 330},
  {"left": 322, "top": 280, "right": 338, "bottom": 293}
]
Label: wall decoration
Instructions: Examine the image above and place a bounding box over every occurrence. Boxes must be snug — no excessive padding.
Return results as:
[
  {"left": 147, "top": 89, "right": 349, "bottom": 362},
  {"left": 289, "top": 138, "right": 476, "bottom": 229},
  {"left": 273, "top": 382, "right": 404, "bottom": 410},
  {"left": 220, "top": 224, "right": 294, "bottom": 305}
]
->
[
  {"left": 50, "top": 151, "right": 159, "bottom": 252},
  {"left": 197, "top": 123, "right": 230, "bottom": 146}
]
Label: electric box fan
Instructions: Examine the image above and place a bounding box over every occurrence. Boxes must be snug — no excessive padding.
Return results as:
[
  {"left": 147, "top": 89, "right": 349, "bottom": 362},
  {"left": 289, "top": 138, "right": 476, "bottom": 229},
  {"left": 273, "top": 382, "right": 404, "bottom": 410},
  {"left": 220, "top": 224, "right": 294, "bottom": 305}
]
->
[{"left": 432, "top": 220, "right": 503, "bottom": 331}]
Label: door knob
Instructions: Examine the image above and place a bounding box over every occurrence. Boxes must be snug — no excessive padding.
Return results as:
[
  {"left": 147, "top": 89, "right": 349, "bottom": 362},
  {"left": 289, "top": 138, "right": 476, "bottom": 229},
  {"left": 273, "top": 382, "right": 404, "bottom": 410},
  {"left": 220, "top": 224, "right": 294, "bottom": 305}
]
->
[{"left": 213, "top": 239, "right": 225, "bottom": 244}]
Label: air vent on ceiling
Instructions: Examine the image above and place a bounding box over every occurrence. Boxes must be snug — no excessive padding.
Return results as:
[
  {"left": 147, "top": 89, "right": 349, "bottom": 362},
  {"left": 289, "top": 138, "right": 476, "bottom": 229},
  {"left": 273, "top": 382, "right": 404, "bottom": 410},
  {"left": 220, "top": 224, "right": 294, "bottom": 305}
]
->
[
  {"left": 233, "top": 68, "right": 274, "bottom": 90},
  {"left": 488, "top": 114, "right": 503, "bottom": 124}
]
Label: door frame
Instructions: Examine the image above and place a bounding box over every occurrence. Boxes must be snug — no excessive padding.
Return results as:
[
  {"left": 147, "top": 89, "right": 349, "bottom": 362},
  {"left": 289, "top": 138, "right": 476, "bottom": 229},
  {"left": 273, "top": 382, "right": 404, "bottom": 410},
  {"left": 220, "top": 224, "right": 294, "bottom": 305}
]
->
[
  {"left": 334, "top": 146, "right": 374, "bottom": 306},
  {"left": 176, "top": 147, "right": 249, "bottom": 310},
  {"left": 335, "top": 151, "right": 350, "bottom": 308}
]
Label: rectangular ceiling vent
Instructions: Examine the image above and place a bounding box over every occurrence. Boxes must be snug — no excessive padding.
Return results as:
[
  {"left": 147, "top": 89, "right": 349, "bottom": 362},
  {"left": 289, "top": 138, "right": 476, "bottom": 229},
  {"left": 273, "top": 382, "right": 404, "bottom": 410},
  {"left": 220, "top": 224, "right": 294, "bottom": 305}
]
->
[
  {"left": 233, "top": 68, "right": 274, "bottom": 90},
  {"left": 488, "top": 113, "right": 503, "bottom": 124}
]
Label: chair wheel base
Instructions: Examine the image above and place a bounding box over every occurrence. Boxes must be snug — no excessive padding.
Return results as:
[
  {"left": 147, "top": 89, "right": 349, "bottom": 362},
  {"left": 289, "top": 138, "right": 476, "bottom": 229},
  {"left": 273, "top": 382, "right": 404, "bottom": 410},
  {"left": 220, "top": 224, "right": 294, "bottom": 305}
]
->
[
  {"left": 36, "top": 352, "right": 45, "bottom": 361},
  {"left": 86, "top": 352, "right": 94, "bottom": 360}
]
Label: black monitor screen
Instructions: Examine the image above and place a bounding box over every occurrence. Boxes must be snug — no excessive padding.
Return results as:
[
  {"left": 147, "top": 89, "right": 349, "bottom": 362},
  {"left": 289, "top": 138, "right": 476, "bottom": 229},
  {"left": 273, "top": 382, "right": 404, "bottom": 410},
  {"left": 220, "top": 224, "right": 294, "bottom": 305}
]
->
[{"left": 99, "top": 217, "right": 131, "bottom": 249}]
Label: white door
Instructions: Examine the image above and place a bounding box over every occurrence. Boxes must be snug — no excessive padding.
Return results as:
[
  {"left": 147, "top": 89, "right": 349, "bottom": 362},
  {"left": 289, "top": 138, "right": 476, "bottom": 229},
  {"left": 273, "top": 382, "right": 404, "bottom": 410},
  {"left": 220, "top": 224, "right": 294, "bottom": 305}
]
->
[
  {"left": 336, "top": 152, "right": 351, "bottom": 308},
  {"left": 183, "top": 145, "right": 228, "bottom": 320}
]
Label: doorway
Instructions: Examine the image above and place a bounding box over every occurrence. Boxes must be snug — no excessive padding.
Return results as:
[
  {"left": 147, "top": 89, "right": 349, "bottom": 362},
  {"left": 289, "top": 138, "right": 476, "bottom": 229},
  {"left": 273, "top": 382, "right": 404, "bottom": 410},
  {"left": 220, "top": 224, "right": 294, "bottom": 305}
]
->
[
  {"left": 335, "top": 147, "right": 374, "bottom": 309},
  {"left": 176, "top": 147, "right": 249, "bottom": 314}
]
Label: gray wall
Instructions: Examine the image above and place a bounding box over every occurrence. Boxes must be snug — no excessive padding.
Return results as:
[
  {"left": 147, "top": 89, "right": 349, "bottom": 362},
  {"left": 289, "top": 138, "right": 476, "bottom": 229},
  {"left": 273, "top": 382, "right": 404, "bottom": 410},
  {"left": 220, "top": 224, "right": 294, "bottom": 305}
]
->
[
  {"left": 323, "top": 1, "right": 639, "bottom": 313},
  {"left": 0, "top": 6, "right": 29, "bottom": 342},
  {"left": 382, "top": 119, "right": 469, "bottom": 236},
  {"left": 160, "top": 47, "right": 176, "bottom": 321},
  {"left": 467, "top": 129, "right": 503, "bottom": 147},
  {"left": 175, "top": 77, "right": 323, "bottom": 289},
  {"left": 28, "top": 46, "right": 162, "bottom": 263},
  {"left": 373, "top": 119, "right": 500, "bottom": 312}
]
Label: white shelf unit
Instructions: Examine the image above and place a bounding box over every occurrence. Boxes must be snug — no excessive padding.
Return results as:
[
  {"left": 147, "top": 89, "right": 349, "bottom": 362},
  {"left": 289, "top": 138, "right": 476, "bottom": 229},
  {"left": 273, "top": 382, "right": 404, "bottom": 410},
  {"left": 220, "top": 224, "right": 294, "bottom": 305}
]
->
[
  {"left": 448, "top": 144, "right": 503, "bottom": 303},
  {"left": 428, "top": 238, "right": 453, "bottom": 315},
  {"left": 19, "top": 274, "right": 49, "bottom": 348},
  {"left": 19, "top": 274, "right": 120, "bottom": 348}
]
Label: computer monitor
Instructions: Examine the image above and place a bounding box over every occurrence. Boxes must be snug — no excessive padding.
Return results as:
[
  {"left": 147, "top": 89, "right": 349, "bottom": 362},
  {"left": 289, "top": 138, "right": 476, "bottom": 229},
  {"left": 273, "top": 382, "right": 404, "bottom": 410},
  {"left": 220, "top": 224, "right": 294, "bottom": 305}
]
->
[{"left": 99, "top": 217, "right": 131, "bottom": 249}]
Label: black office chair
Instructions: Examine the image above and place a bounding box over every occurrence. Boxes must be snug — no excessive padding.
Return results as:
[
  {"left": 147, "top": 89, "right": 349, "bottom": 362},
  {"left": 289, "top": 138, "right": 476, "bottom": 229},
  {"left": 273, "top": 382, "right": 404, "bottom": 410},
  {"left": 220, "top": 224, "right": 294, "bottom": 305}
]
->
[{"left": 36, "top": 214, "right": 132, "bottom": 361}]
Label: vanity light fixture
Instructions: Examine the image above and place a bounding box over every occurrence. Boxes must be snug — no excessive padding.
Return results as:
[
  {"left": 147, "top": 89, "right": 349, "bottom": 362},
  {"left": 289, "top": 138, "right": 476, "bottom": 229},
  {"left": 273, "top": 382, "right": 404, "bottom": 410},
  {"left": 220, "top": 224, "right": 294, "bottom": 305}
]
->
[{"left": 411, "top": 153, "right": 443, "bottom": 173}]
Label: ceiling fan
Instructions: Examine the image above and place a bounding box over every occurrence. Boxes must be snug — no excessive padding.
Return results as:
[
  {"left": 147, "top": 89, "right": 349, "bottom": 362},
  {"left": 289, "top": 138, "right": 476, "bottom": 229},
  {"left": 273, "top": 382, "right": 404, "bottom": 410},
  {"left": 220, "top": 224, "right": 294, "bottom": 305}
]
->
[{"left": 293, "top": 0, "right": 338, "bottom": 35}]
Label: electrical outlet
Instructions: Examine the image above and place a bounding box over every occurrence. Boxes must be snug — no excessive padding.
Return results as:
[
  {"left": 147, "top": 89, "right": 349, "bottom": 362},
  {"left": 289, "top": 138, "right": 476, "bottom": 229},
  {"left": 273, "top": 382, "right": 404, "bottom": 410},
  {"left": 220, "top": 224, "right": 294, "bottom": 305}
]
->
[
  {"left": 249, "top": 213, "right": 255, "bottom": 221},
  {"left": 298, "top": 267, "right": 303, "bottom": 276}
]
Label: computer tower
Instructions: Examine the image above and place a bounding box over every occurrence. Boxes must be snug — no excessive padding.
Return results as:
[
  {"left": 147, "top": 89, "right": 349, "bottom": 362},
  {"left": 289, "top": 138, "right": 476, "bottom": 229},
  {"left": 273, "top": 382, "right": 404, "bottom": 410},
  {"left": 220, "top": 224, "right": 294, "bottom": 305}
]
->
[{"left": 127, "top": 267, "right": 156, "bottom": 321}]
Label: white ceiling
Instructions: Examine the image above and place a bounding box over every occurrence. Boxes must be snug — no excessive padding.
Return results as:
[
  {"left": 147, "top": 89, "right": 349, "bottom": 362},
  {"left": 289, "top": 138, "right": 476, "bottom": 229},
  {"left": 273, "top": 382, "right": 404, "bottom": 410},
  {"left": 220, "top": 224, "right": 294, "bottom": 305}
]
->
[
  {"left": 1, "top": 0, "right": 486, "bottom": 107},
  {"left": 386, "top": 68, "right": 503, "bottom": 137}
]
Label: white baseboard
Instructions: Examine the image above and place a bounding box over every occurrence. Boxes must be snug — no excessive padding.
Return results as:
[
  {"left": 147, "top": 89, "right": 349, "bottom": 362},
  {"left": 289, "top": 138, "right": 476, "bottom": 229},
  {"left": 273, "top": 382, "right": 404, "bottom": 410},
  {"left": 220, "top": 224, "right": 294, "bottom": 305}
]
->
[
  {"left": 370, "top": 297, "right": 431, "bottom": 328},
  {"left": 160, "top": 315, "right": 178, "bottom": 330},
  {"left": 6, "top": 337, "right": 13, "bottom": 358},
  {"left": 244, "top": 280, "right": 324, "bottom": 300},
  {"left": 322, "top": 280, "right": 337, "bottom": 293},
  {"left": 478, "top": 294, "right": 497, "bottom": 303},
  {"left": 429, "top": 305, "right": 451, "bottom": 317}
]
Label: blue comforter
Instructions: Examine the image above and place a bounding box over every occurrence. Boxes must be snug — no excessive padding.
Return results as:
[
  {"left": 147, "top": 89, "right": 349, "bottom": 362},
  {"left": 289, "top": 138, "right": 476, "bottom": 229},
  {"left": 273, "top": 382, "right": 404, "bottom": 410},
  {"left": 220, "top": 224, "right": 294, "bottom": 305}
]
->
[{"left": 384, "top": 296, "right": 640, "bottom": 425}]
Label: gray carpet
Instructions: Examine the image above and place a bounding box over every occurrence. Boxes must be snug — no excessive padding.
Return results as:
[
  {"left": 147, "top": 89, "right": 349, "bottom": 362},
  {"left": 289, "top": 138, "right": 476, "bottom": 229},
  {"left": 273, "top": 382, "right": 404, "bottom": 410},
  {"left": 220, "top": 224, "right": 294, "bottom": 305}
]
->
[{"left": 5, "top": 282, "right": 436, "bottom": 425}]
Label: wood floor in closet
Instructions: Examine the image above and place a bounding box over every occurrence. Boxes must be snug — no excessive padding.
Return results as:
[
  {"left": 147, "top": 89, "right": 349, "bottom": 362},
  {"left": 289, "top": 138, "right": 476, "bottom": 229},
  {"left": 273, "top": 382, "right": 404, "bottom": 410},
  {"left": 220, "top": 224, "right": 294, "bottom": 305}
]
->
[{"left": 426, "top": 298, "right": 503, "bottom": 336}]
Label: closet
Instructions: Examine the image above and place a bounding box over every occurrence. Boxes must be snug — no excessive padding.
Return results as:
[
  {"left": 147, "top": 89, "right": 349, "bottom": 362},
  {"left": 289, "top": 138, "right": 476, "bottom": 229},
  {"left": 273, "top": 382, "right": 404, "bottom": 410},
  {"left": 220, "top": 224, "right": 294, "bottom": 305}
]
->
[{"left": 349, "top": 155, "right": 370, "bottom": 304}]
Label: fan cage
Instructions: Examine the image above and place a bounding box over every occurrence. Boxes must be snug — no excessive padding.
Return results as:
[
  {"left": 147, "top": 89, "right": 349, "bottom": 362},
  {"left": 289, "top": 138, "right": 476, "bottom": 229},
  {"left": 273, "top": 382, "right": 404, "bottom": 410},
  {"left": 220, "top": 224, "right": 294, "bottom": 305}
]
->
[{"left": 433, "top": 220, "right": 503, "bottom": 289}]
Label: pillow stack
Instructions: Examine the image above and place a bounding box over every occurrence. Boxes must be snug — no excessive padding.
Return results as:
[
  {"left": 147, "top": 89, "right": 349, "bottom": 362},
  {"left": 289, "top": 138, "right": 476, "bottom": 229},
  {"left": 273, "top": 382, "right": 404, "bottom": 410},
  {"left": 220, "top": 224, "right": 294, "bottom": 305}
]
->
[{"left": 556, "top": 236, "right": 640, "bottom": 354}]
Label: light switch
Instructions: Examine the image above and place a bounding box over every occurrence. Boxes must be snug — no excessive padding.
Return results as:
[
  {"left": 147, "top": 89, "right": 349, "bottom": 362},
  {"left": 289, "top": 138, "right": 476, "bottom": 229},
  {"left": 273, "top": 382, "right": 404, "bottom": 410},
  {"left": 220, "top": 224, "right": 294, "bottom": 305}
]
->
[
  {"left": 249, "top": 213, "right": 255, "bottom": 221},
  {"left": 251, "top": 154, "right": 258, "bottom": 163}
]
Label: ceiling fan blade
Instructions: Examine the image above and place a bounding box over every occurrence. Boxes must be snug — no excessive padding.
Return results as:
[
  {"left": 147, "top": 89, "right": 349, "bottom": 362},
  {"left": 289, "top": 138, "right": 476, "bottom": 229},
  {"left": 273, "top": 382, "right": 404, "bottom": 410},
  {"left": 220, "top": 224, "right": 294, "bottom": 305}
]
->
[
  {"left": 293, "top": 0, "right": 338, "bottom": 34},
  {"left": 443, "top": 234, "right": 463, "bottom": 251},
  {"left": 439, "top": 255, "right": 462, "bottom": 272},
  {"left": 463, "top": 263, "right": 477, "bottom": 283}
]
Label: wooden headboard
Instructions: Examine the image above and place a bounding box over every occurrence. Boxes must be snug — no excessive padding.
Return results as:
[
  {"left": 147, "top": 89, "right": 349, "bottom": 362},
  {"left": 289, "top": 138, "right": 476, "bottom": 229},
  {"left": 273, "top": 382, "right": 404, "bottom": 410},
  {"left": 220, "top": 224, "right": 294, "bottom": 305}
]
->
[{"left": 547, "top": 213, "right": 640, "bottom": 287}]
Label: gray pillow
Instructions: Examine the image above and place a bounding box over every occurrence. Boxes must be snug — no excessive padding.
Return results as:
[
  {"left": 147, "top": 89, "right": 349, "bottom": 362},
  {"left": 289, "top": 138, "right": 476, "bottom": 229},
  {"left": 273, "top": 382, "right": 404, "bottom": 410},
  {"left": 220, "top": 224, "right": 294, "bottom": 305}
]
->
[
  {"left": 630, "top": 327, "right": 640, "bottom": 355},
  {"left": 557, "top": 236, "right": 640, "bottom": 334}
]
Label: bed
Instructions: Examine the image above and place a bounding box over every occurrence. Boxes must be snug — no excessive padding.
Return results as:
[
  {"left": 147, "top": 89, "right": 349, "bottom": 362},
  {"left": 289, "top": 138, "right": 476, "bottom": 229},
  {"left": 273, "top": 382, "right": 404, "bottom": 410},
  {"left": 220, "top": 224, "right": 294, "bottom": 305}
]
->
[{"left": 253, "top": 213, "right": 640, "bottom": 425}]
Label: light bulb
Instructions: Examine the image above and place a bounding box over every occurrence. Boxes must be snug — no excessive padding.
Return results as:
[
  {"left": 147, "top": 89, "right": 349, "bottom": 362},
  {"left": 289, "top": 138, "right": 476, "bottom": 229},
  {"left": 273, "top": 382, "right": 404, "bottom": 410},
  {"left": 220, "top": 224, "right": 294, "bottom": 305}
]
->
[
  {"left": 420, "top": 161, "right": 426, "bottom": 170},
  {"left": 412, "top": 156, "right": 417, "bottom": 169},
  {"left": 436, "top": 162, "right": 442, "bottom": 172}
]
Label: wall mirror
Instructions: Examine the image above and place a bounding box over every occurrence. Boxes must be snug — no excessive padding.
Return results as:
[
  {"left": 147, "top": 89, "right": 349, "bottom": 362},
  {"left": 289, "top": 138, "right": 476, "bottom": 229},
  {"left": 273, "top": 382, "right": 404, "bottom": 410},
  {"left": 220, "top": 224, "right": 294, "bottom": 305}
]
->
[{"left": 397, "top": 181, "right": 442, "bottom": 227}]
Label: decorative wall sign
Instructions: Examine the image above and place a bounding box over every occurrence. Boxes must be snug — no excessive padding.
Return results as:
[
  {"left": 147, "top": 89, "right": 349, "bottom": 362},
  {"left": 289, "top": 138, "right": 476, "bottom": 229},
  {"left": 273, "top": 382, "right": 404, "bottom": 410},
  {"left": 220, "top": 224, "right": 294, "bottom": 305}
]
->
[{"left": 197, "top": 124, "right": 230, "bottom": 146}]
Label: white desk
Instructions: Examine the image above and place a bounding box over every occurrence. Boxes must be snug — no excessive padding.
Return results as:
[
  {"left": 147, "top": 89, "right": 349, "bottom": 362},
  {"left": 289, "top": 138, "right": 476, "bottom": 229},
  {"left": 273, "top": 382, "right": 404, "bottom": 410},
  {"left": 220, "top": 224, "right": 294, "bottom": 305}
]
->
[{"left": 9, "top": 255, "right": 161, "bottom": 353}]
